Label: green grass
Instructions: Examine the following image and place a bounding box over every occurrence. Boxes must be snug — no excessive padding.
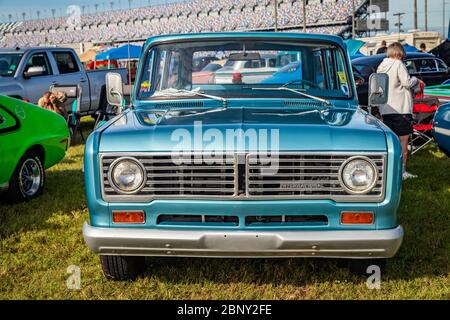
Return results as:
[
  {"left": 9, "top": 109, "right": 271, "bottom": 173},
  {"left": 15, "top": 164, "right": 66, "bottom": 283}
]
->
[{"left": 0, "top": 119, "right": 449, "bottom": 299}]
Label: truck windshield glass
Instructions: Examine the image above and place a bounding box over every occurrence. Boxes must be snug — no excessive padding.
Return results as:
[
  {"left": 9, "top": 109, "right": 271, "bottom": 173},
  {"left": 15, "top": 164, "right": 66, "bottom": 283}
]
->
[
  {"left": 0, "top": 53, "right": 23, "bottom": 77},
  {"left": 138, "top": 40, "right": 352, "bottom": 101}
]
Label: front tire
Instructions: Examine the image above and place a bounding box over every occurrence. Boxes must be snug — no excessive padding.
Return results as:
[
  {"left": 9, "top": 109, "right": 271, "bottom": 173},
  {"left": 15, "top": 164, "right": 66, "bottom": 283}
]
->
[
  {"left": 6, "top": 150, "right": 45, "bottom": 203},
  {"left": 348, "top": 259, "right": 386, "bottom": 277},
  {"left": 100, "top": 255, "right": 145, "bottom": 281}
]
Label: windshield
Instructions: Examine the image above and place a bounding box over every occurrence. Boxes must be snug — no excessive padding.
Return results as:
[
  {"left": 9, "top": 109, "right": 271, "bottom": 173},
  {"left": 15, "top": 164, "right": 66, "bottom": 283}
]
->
[
  {"left": 138, "top": 40, "right": 352, "bottom": 101},
  {"left": 0, "top": 53, "right": 23, "bottom": 77}
]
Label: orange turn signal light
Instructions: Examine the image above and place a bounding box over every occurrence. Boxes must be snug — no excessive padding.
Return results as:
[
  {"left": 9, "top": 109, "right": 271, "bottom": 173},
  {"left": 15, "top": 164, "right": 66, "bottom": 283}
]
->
[
  {"left": 341, "top": 212, "right": 374, "bottom": 224},
  {"left": 112, "top": 211, "right": 145, "bottom": 224}
]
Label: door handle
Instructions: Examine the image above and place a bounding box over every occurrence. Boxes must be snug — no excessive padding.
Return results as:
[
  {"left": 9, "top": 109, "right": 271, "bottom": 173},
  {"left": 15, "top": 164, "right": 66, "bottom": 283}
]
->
[
  {"left": 80, "top": 78, "right": 87, "bottom": 83},
  {"left": 52, "top": 81, "right": 59, "bottom": 86}
]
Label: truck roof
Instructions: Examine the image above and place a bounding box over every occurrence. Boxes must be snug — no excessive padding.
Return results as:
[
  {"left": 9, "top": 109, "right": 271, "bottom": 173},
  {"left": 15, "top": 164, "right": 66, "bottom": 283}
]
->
[
  {"left": 144, "top": 32, "right": 345, "bottom": 48},
  {"left": 0, "top": 47, "right": 74, "bottom": 54}
]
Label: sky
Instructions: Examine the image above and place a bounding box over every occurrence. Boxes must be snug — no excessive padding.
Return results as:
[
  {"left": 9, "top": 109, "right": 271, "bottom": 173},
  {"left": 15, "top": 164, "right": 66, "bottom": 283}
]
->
[{"left": 0, "top": 0, "right": 448, "bottom": 38}]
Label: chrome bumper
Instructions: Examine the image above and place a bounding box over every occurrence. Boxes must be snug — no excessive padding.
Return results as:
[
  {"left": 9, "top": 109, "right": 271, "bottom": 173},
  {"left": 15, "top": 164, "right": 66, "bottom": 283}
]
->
[{"left": 83, "top": 222, "right": 403, "bottom": 259}]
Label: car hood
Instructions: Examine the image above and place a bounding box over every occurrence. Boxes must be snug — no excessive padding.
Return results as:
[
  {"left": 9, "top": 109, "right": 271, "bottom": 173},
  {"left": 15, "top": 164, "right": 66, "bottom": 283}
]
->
[{"left": 98, "top": 107, "right": 387, "bottom": 152}]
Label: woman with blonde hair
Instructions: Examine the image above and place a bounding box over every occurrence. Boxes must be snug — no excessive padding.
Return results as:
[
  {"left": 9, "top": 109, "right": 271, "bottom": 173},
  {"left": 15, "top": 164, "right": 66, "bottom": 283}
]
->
[{"left": 377, "top": 42, "right": 424, "bottom": 180}]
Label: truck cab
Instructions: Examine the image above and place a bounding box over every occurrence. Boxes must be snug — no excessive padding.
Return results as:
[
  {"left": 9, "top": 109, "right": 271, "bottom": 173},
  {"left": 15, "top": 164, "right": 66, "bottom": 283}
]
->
[
  {"left": 0, "top": 47, "right": 127, "bottom": 115},
  {"left": 83, "top": 32, "right": 403, "bottom": 280}
]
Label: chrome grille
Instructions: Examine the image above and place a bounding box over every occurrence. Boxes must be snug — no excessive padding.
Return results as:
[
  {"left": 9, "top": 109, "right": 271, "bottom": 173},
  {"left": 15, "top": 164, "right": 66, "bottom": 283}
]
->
[
  {"left": 101, "top": 153, "right": 237, "bottom": 200},
  {"left": 246, "top": 153, "right": 385, "bottom": 200},
  {"left": 100, "top": 152, "right": 386, "bottom": 202}
]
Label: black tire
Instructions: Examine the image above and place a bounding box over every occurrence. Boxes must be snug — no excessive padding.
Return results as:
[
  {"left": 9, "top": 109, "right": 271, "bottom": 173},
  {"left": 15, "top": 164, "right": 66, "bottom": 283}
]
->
[
  {"left": 6, "top": 150, "right": 45, "bottom": 203},
  {"left": 348, "top": 259, "right": 386, "bottom": 277},
  {"left": 100, "top": 255, "right": 145, "bottom": 281}
]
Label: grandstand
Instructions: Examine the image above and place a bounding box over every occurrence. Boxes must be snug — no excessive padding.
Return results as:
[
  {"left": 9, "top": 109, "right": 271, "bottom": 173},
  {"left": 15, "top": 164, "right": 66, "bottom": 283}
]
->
[{"left": 0, "top": 0, "right": 368, "bottom": 48}]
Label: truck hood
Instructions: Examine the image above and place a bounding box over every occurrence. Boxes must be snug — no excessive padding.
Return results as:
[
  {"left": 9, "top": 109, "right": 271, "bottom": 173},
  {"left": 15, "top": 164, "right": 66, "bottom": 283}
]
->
[{"left": 98, "top": 107, "right": 387, "bottom": 152}]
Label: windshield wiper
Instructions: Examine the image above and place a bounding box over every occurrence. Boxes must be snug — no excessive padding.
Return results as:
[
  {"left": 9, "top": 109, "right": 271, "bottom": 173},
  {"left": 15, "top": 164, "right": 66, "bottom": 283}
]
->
[
  {"left": 152, "top": 88, "right": 228, "bottom": 108},
  {"left": 251, "top": 87, "right": 332, "bottom": 107}
]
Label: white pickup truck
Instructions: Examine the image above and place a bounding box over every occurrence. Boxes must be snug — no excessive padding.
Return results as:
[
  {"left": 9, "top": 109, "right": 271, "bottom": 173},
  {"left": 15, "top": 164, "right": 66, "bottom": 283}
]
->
[{"left": 0, "top": 47, "right": 128, "bottom": 115}]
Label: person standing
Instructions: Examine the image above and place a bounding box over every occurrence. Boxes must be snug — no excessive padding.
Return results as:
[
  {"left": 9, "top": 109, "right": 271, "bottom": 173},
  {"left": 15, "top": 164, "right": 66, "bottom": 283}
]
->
[
  {"left": 376, "top": 40, "right": 388, "bottom": 54},
  {"left": 419, "top": 43, "right": 427, "bottom": 52},
  {"left": 377, "top": 42, "right": 424, "bottom": 180}
]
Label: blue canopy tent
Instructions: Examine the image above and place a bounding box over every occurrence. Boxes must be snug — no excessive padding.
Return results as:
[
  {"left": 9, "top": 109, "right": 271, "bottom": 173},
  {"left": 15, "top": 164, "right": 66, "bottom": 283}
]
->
[
  {"left": 95, "top": 44, "right": 142, "bottom": 61},
  {"left": 344, "top": 39, "right": 365, "bottom": 59},
  {"left": 403, "top": 44, "right": 419, "bottom": 53},
  {"left": 95, "top": 44, "right": 142, "bottom": 84}
]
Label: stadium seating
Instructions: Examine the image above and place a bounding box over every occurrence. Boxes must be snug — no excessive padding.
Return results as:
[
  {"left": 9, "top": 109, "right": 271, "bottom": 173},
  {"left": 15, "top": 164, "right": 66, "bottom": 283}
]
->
[{"left": 0, "top": 0, "right": 366, "bottom": 47}]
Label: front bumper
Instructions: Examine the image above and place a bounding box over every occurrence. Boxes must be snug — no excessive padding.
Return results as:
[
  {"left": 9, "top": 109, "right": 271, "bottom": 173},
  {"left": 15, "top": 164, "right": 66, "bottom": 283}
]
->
[{"left": 83, "top": 222, "right": 403, "bottom": 259}]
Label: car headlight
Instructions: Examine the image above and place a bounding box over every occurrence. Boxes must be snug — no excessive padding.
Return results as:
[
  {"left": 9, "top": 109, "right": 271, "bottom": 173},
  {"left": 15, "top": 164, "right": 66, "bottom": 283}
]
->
[
  {"left": 339, "top": 157, "right": 378, "bottom": 194},
  {"left": 108, "top": 157, "right": 146, "bottom": 194}
]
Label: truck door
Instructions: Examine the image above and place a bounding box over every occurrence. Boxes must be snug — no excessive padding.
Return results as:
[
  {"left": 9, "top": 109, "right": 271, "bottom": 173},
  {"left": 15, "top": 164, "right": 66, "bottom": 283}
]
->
[
  {"left": 50, "top": 51, "right": 90, "bottom": 112},
  {"left": 22, "top": 52, "right": 55, "bottom": 104}
]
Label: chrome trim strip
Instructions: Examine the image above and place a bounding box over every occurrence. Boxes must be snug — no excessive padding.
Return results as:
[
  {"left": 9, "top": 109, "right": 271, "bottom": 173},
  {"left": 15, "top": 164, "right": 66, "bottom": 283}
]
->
[
  {"left": 83, "top": 222, "right": 403, "bottom": 259},
  {"left": 434, "top": 127, "right": 450, "bottom": 136},
  {"left": 99, "top": 152, "right": 386, "bottom": 203}
]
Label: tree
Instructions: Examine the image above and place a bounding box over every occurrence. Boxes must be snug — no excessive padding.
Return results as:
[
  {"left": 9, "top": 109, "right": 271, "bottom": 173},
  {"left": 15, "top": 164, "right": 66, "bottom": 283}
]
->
[
  {"left": 110, "top": 2, "right": 115, "bottom": 10},
  {"left": 8, "top": 14, "right": 12, "bottom": 22},
  {"left": 37, "top": 10, "right": 40, "bottom": 20},
  {"left": 22, "top": 12, "right": 26, "bottom": 21},
  {"left": 95, "top": 4, "right": 99, "bottom": 13},
  {"left": 51, "top": 9, "right": 56, "bottom": 19}
]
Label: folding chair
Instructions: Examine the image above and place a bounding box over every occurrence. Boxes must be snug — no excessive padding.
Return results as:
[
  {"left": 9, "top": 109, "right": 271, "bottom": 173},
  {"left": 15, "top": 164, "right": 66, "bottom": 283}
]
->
[
  {"left": 410, "top": 83, "right": 440, "bottom": 155},
  {"left": 50, "top": 84, "right": 84, "bottom": 143}
]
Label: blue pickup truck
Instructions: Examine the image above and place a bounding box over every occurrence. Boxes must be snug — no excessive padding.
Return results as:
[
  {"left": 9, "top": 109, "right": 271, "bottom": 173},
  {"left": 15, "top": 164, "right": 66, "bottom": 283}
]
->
[{"left": 83, "top": 32, "right": 404, "bottom": 280}]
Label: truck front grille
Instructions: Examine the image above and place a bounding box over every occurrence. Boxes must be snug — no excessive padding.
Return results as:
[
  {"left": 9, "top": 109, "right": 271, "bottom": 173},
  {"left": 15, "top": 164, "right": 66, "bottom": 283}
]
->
[
  {"left": 102, "top": 154, "right": 237, "bottom": 199},
  {"left": 246, "top": 153, "right": 385, "bottom": 200},
  {"left": 100, "top": 152, "right": 385, "bottom": 202}
]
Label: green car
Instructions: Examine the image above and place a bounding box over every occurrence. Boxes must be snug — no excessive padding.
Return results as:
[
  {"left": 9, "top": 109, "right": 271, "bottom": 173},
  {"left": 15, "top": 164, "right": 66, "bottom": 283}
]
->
[{"left": 0, "top": 95, "right": 70, "bottom": 202}]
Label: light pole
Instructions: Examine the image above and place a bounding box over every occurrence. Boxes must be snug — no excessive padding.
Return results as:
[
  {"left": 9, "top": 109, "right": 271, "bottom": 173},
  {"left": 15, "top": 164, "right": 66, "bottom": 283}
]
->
[
  {"left": 393, "top": 12, "right": 405, "bottom": 39},
  {"left": 413, "top": 0, "right": 417, "bottom": 30},
  {"left": 352, "top": 0, "right": 356, "bottom": 38},
  {"left": 424, "top": 0, "right": 428, "bottom": 31},
  {"left": 274, "top": 0, "right": 278, "bottom": 32},
  {"left": 302, "top": 0, "right": 306, "bottom": 32},
  {"left": 444, "top": 0, "right": 447, "bottom": 38}
]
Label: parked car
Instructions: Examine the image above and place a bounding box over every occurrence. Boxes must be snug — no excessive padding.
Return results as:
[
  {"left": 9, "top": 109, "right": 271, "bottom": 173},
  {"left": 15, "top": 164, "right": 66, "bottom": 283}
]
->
[
  {"left": 433, "top": 103, "right": 450, "bottom": 156},
  {"left": 192, "top": 56, "right": 219, "bottom": 72},
  {"left": 0, "top": 47, "right": 128, "bottom": 116},
  {"left": 424, "top": 83, "right": 450, "bottom": 104},
  {"left": 261, "top": 61, "right": 302, "bottom": 84},
  {"left": 192, "top": 59, "right": 227, "bottom": 84},
  {"left": 214, "top": 54, "right": 278, "bottom": 84},
  {"left": 83, "top": 32, "right": 404, "bottom": 280},
  {"left": 352, "top": 53, "right": 450, "bottom": 106},
  {"left": 0, "top": 95, "right": 69, "bottom": 202}
]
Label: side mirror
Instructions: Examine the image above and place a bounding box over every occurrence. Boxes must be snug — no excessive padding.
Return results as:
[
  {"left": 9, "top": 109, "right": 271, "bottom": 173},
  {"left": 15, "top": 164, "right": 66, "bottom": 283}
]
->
[
  {"left": 23, "top": 66, "right": 45, "bottom": 78},
  {"left": 368, "top": 73, "right": 389, "bottom": 106},
  {"left": 106, "top": 72, "right": 124, "bottom": 108}
]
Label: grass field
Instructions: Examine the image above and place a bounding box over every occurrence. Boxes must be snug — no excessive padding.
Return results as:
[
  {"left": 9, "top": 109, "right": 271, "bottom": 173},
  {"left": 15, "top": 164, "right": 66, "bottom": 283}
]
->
[{"left": 0, "top": 119, "right": 449, "bottom": 299}]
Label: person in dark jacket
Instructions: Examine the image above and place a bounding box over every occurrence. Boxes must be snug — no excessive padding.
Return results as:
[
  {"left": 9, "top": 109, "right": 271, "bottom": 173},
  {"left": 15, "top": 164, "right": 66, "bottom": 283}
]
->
[{"left": 376, "top": 40, "right": 387, "bottom": 54}]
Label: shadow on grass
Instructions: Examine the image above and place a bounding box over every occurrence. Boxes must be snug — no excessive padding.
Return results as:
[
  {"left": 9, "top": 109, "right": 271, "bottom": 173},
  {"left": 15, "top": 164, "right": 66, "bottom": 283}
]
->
[
  {"left": 69, "top": 119, "right": 95, "bottom": 147},
  {"left": 0, "top": 168, "right": 86, "bottom": 238}
]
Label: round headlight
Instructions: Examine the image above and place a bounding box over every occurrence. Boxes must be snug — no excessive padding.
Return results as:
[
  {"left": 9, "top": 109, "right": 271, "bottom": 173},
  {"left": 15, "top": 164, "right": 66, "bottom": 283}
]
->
[
  {"left": 109, "top": 157, "right": 146, "bottom": 194},
  {"left": 339, "top": 157, "right": 378, "bottom": 194}
]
